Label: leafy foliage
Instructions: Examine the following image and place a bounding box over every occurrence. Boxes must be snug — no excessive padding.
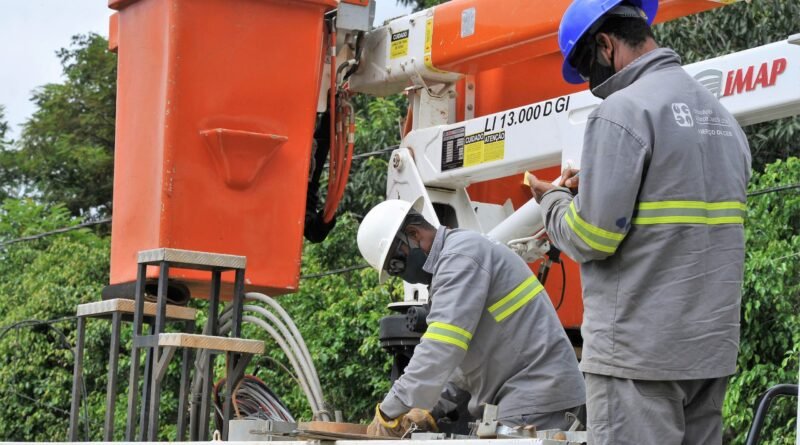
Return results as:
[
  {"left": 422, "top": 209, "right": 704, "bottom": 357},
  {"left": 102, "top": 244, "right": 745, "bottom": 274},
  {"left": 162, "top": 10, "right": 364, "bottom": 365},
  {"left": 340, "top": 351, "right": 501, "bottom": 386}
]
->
[
  {"left": 653, "top": 0, "right": 800, "bottom": 171},
  {"left": 722, "top": 158, "right": 800, "bottom": 445},
  {"left": 0, "top": 2, "right": 798, "bottom": 441},
  {"left": 395, "top": 0, "right": 447, "bottom": 11},
  {"left": 245, "top": 215, "right": 400, "bottom": 422},
  {"left": 0, "top": 199, "right": 110, "bottom": 440},
  {"left": 1, "top": 34, "right": 116, "bottom": 217}
]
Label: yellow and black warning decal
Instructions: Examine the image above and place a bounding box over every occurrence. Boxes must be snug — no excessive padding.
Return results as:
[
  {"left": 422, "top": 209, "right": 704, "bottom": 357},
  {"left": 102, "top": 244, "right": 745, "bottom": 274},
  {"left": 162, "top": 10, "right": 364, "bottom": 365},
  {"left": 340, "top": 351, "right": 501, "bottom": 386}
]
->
[
  {"left": 463, "top": 132, "right": 484, "bottom": 167},
  {"left": 483, "top": 130, "right": 505, "bottom": 163},
  {"left": 390, "top": 29, "right": 409, "bottom": 59},
  {"left": 462, "top": 130, "right": 504, "bottom": 167}
]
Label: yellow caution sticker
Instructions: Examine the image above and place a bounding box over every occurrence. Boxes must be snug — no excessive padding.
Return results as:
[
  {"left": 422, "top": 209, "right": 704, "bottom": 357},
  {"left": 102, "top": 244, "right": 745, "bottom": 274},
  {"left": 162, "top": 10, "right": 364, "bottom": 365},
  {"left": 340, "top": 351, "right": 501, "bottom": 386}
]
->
[
  {"left": 390, "top": 30, "right": 409, "bottom": 59},
  {"left": 463, "top": 132, "right": 484, "bottom": 167},
  {"left": 462, "top": 131, "right": 505, "bottom": 167},
  {"left": 484, "top": 131, "right": 505, "bottom": 163}
]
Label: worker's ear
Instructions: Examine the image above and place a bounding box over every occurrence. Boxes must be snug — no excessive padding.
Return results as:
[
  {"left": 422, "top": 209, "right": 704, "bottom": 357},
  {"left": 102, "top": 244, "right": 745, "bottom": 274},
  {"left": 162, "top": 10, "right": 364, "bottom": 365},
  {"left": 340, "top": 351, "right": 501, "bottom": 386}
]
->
[{"left": 594, "top": 32, "right": 614, "bottom": 67}]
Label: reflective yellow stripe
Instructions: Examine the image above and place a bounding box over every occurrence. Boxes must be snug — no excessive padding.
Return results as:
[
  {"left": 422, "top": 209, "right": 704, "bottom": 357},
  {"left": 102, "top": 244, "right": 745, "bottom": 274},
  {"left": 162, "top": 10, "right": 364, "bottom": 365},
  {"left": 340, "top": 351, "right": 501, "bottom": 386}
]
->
[
  {"left": 562, "top": 202, "right": 624, "bottom": 254},
  {"left": 637, "top": 201, "right": 746, "bottom": 211},
  {"left": 488, "top": 275, "right": 544, "bottom": 322},
  {"left": 493, "top": 283, "right": 544, "bottom": 322},
  {"left": 569, "top": 201, "right": 626, "bottom": 241},
  {"left": 428, "top": 321, "right": 473, "bottom": 340},
  {"left": 633, "top": 216, "right": 745, "bottom": 225},
  {"left": 422, "top": 333, "right": 469, "bottom": 350},
  {"left": 633, "top": 200, "right": 746, "bottom": 225},
  {"left": 488, "top": 275, "right": 538, "bottom": 313},
  {"left": 422, "top": 322, "right": 472, "bottom": 351}
]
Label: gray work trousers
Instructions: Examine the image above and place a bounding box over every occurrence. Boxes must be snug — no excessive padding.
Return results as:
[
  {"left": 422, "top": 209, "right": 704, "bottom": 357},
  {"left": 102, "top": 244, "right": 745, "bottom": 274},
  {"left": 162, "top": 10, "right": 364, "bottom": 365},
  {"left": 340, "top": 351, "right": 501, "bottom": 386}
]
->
[
  {"left": 585, "top": 373, "right": 729, "bottom": 445},
  {"left": 499, "top": 405, "right": 583, "bottom": 431}
]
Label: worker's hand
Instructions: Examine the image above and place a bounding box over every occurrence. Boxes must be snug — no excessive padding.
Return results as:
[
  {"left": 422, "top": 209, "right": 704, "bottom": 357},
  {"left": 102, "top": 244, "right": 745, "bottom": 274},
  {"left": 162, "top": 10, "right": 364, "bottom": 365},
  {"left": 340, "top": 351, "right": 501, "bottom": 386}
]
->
[
  {"left": 527, "top": 172, "right": 555, "bottom": 203},
  {"left": 367, "top": 404, "right": 405, "bottom": 438},
  {"left": 559, "top": 168, "right": 580, "bottom": 194},
  {"left": 402, "top": 408, "right": 438, "bottom": 433}
]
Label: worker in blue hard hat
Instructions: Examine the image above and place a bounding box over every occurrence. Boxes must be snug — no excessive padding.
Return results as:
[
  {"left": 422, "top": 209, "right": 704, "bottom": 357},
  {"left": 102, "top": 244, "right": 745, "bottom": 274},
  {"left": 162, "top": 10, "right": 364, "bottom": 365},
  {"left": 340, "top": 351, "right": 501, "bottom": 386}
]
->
[{"left": 527, "top": 0, "right": 751, "bottom": 444}]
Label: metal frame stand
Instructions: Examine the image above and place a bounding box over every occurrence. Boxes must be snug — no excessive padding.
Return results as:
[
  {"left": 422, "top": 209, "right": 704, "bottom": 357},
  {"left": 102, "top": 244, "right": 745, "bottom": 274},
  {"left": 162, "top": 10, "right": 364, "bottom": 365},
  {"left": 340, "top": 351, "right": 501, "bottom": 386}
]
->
[
  {"left": 68, "top": 299, "right": 197, "bottom": 442},
  {"left": 124, "top": 248, "right": 255, "bottom": 442}
]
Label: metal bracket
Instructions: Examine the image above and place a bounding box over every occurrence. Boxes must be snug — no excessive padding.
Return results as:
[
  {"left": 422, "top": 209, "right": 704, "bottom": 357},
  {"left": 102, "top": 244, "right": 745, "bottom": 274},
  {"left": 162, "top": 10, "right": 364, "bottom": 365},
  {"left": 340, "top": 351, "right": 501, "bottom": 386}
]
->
[
  {"left": 464, "top": 75, "right": 476, "bottom": 120},
  {"left": 476, "top": 404, "right": 499, "bottom": 438}
]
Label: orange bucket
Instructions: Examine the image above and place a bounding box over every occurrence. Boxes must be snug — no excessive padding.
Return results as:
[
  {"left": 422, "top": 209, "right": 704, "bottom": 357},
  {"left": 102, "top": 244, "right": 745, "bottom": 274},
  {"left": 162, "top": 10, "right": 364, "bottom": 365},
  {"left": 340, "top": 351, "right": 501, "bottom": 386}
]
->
[{"left": 108, "top": 0, "right": 337, "bottom": 297}]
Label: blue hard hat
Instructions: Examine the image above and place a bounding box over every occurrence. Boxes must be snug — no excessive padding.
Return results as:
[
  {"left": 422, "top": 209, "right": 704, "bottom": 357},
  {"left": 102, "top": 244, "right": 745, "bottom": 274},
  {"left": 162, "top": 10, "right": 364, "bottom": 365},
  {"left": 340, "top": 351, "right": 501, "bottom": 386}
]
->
[{"left": 558, "top": 0, "right": 658, "bottom": 84}]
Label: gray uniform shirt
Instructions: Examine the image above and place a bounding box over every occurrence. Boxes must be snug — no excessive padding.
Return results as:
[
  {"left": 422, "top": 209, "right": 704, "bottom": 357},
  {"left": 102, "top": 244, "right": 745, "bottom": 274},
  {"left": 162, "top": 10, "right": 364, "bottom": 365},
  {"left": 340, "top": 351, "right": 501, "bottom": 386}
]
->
[
  {"left": 541, "top": 48, "right": 751, "bottom": 381},
  {"left": 381, "top": 227, "right": 585, "bottom": 419}
]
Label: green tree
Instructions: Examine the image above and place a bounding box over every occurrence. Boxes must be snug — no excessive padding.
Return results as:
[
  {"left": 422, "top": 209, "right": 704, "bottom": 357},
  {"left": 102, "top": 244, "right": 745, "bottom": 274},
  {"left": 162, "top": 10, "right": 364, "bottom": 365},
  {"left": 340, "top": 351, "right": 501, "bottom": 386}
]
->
[
  {"left": 397, "top": 0, "right": 446, "bottom": 11},
  {"left": 722, "top": 158, "right": 800, "bottom": 445},
  {"left": 0, "top": 199, "right": 111, "bottom": 440},
  {"left": 3, "top": 34, "right": 117, "bottom": 217},
  {"left": 0, "top": 105, "right": 9, "bottom": 146}
]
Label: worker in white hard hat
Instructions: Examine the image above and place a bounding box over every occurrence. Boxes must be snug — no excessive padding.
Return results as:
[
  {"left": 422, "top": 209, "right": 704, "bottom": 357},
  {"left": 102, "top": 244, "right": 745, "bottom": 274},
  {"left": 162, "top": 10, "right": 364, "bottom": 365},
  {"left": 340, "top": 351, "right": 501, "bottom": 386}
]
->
[
  {"left": 527, "top": 0, "right": 751, "bottom": 443},
  {"left": 357, "top": 199, "right": 586, "bottom": 437}
]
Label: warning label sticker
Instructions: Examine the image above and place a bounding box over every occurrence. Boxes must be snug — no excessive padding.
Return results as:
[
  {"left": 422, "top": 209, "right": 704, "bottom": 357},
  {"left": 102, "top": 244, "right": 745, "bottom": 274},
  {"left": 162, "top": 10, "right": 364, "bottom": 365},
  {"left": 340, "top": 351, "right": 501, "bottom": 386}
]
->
[
  {"left": 463, "top": 132, "right": 484, "bottom": 167},
  {"left": 462, "top": 130, "right": 504, "bottom": 167},
  {"left": 483, "top": 130, "right": 505, "bottom": 163},
  {"left": 390, "top": 30, "right": 409, "bottom": 59},
  {"left": 441, "top": 126, "right": 465, "bottom": 171}
]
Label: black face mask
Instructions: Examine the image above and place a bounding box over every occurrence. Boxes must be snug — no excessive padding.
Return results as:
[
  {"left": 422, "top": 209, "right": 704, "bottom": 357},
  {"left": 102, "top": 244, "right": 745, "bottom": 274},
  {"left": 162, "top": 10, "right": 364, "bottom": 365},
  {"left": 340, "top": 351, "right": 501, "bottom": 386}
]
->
[
  {"left": 589, "top": 46, "right": 616, "bottom": 93},
  {"left": 401, "top": 247, "right": 432, "bottom": 285}
]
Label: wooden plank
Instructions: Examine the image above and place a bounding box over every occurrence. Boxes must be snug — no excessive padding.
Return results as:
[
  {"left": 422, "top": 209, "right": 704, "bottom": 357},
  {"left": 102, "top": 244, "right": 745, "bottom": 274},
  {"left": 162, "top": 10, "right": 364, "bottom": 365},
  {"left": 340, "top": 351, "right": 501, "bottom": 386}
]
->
[
  {"left": 296, "top": 421, "right": 403, "bottom": 440},
  {"left": 299, "top": 421, "right": 368, "bottom": 436},
  {"left": 77, "top": 298, "right": 196, "bottom": 321},
  {"left": 157, "top": 333, "right": 264, "bottom": 354}
]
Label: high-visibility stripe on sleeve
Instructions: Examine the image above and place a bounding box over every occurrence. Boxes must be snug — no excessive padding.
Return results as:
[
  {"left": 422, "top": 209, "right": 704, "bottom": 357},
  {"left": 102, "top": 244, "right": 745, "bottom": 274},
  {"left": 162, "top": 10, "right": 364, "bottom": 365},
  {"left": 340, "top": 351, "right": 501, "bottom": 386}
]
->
[
  {"left": 422, "top": 322, "right": 472, "bottom": 351},
  {"left": 633, "top": 201, "right": 746, "bottom": 225},
  {"left": 563, "top": 201, "right": 625, "bottom": 254},
  {"left": 488, "top": 275, "right": 544, "bottom": 322}
]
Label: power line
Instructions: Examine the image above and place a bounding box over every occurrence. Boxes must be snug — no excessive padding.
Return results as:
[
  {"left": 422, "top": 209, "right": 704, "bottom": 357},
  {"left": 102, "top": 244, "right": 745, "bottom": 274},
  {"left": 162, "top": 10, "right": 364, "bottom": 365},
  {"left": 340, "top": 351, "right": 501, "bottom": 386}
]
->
[
  {"left": 747, "top": 182, "right": 800, "bottom": 197},
  {"left": 353, "top": 145, "right": 398, "bottom": 161},
  {"left": 0, "top": 218, "right": 111, "bottom": 248},
  {"left": 1, "top": 181, "right": 798, "bottom": 261},
  {"left": 300, "top": 264, "right": 369, "bottom": 280}
]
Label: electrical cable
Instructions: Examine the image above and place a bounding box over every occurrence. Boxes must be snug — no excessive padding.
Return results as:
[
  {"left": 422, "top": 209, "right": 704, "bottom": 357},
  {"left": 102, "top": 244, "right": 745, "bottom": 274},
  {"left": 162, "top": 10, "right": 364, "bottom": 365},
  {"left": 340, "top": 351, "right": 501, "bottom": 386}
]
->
[
  {"left": 747, "top": 182, "right": 800, "bottom": 197},
  {"left": 239, "top": 307, "right": 323, "bottom": 415},
  {"left": 300, "top": 264, "right": 369, "bottom": 280},
  {"left": 245, "top": 293, "right": 324, "bottom": 402},
  {"left": 554, "top": 260, "right": 566, "bottom": 312},
  {"left": 0, "top": 218, "right": 111, "bottom": 248}
]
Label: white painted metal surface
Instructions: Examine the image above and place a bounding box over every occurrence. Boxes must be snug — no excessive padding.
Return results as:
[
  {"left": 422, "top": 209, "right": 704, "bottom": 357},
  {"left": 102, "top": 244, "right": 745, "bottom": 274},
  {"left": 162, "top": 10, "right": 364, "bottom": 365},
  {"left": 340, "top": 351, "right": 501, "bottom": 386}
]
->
[{"left": 349, "top": 10, "right": 460, "bottom": 96}]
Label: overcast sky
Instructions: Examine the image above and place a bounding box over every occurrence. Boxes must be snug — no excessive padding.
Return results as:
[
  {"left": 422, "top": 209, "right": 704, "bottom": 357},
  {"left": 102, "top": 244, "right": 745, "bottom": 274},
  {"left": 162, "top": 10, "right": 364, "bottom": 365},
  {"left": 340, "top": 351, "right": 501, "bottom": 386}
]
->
[{"left": 0, "top": 0, "right": 413, "bottom": 139}]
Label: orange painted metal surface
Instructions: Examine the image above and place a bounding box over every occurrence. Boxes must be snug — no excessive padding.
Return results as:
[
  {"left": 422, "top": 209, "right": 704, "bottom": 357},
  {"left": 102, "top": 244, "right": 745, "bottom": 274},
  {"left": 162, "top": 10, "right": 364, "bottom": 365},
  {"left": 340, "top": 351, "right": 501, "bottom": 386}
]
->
[
  {"left": 109, "top": 0, "right": 336, "bottom": 298},
  {"left": 108, "top": 13, "right": 118, "bottom": 53},
  {"left": 430, "top": 0, "right": 726, "bottom": 74},
  {"left": 456, "top": 0, "right": 732, "bottom": 328}
]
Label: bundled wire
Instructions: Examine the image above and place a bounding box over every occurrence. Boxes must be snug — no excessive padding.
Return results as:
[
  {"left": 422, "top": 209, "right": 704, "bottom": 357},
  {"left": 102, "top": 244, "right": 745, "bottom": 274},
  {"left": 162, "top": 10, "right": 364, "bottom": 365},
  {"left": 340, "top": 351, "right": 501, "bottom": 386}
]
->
[
  {"left": 191, "top": 292, "right": 330, "bottom": 423},
  {"left": 321, "top": 18, "right": 358, "bottom": 224},
  {"left": 213, "top": 375, "right": 294, "bottom": 423}
]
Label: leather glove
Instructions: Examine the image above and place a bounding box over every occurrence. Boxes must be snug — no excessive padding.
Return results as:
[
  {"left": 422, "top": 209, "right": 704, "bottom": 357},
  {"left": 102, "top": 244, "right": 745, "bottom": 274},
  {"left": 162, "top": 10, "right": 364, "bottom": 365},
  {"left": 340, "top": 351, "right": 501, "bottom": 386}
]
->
[
  {"left": 367, "top": 404, "right": 405, "bottom": 438},
  {"left": 367, "top": 404, "right": 439, "bottom": 438},
  {"left": 402, "top": 408, "right": 438, "bottom": 433}
]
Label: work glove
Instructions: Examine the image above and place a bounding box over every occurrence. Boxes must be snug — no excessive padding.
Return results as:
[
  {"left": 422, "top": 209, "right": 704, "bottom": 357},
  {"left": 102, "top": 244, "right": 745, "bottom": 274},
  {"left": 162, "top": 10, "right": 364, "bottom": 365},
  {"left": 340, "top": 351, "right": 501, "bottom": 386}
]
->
[
  {"left": 367, "top": 404, "right": 439, "bottom": 437},
  {"left": 367, "top": 404, "right": 405, "bottom": 438},
  {"left": 402, "top": 408, "right": 439, "bottom": 433}
]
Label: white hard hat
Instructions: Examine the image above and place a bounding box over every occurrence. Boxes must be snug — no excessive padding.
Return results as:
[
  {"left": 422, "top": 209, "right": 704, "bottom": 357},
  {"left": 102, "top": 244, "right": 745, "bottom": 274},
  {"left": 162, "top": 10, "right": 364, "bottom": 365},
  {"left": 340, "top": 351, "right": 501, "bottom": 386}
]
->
[{"left": 357, "top": 198, "right": 425, "bottom": 283}]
